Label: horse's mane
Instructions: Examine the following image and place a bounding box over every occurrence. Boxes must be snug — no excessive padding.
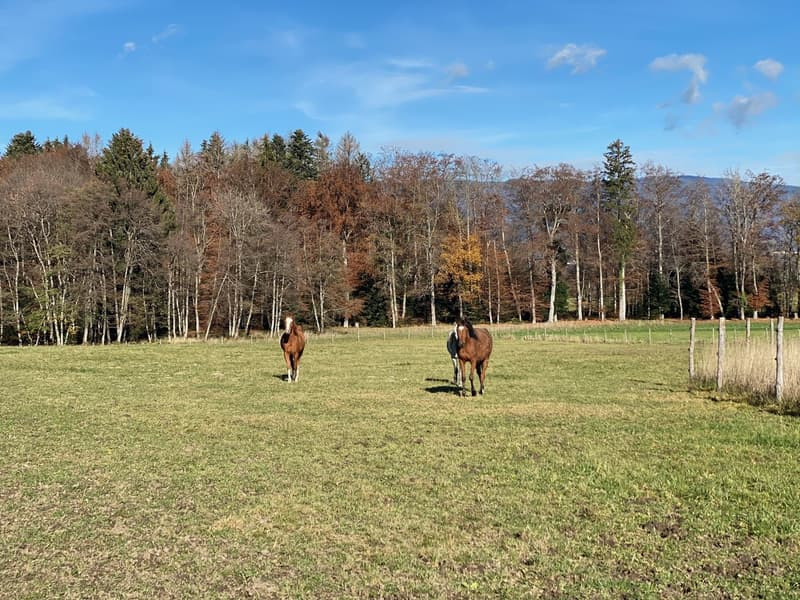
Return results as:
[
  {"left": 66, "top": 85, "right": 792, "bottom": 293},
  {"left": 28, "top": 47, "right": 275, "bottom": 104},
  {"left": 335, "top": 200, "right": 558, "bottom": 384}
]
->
[{"left": 458, "top": 318, "right": 478, "bottom": 339}]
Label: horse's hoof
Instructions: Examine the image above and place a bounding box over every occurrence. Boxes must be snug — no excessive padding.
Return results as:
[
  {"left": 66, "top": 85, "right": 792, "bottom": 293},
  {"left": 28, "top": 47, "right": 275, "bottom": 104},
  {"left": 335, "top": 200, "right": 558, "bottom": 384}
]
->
[{"left": 471, "top": 391, "right": 477, "bottom": 397}]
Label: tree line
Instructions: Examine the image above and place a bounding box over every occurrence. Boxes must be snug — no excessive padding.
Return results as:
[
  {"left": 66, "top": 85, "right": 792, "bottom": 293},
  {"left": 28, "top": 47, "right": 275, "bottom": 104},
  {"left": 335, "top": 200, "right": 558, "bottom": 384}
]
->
[{"left": 1, "top": 128, "right": 797, "bottom": 345}]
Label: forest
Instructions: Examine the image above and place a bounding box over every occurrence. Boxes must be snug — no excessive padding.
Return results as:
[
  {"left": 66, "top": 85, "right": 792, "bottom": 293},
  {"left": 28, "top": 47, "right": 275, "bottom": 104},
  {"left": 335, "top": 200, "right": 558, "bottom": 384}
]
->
[{"left": 0, "top": 128, "right": 797, "bottom": 345}]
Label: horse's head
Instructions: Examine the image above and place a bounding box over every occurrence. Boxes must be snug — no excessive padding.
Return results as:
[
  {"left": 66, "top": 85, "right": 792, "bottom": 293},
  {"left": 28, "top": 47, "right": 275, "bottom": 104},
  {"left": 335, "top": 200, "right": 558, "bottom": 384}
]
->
[
  {"left": 284, "top": 315, "right": 294, "bottom": 334},
  {"left": 456, "top": 318, "right": 474, "bottom": 347}
]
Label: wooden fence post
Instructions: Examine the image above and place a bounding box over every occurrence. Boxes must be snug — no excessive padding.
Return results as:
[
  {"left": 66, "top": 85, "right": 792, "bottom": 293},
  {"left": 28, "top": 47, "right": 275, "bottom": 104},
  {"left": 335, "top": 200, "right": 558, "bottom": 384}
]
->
[
  {"left": 716, "top": 317, "right": 726, "bottom": 392},
  {"left": 689, "top": 317, "right": 696, "bottom": 380},
  {"left": 776, "top": 316, "right": 784, "bottom": 402}
]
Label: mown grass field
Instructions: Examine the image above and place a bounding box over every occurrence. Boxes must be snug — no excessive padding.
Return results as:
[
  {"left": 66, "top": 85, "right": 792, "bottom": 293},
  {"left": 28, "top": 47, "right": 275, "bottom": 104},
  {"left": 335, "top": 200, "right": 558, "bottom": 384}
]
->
[{"left": 2, "top": 322, "right": 800, "bottom": 598}]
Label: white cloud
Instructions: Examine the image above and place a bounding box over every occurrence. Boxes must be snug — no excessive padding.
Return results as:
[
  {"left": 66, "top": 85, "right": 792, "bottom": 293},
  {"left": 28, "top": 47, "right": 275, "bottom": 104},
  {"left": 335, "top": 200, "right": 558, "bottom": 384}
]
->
[
  {"left": 301, "top": 60, "right": 488, "bottom": 112},
  {"left": 386, "top": 58, "right": 433, "bottom": 70},
  {"left": 122, "top": 41, "right": 136, "bottom": 54},
  {"left": 754, "top": 58, "right": 783, "bottom": 80},
  {"left": 446, "top": 62, "right": 469, "bottom": 80},
  {"left": 649, "top": 53, "right": 708, "bottom": 104},
  {"left": 715, "top": 92, "right": 777, "bottom": 129},
  {"left": 547, "top": 43, "right": 606, "bottom": 74},
  {"left": 0, "top": 90, "right": 93, "bottom": 121},
  {"left": 152, "top": 24, "right": 179, "bottom": 44}
]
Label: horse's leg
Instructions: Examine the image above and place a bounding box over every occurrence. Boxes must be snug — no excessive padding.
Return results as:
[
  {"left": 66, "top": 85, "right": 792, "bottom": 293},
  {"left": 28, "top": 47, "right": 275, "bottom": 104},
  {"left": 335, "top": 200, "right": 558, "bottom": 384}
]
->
[
  {"left": 284, "top": 351, "right": 293, "bottom": 382},
  {"left": 458, "top": 359, "right": 467, "bottom": 396},
  {"left": 479, "top": 359, "right": 488, "bottom": 395},
  {"left": 469, "top": 360, "right": 477, "bottom": 396},
  {"left": 294, "top": 353, "right": 301, "bottom": 382},
  {"left": 452, "top": 357, "right": 460, "bottom": 385}
]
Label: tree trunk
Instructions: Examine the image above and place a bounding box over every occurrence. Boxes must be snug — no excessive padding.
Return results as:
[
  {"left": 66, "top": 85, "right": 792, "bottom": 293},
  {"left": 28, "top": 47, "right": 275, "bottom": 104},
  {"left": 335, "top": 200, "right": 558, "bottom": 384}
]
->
[
  {"left": 494, "top": 240, "right": 501, "bottom": 323},
  {"left": 548, "top": 254, "right": 557, "bottom": 323},
  {"left": 527, "top": 253, "right": 536, "bottom": 323},
  {"left": 342, "top": 239, "right": 350, "bottom": 327},
  {"left": 429, "top": 269, "right": 437, "bottom": 327},
  {"left": 389, "top": 243, "right": 398, "bottom": 328},
  {"left": 501, "top": 228, "right": 522, "bottom": 321},
  {"left": 575, "top": 234, "right": 583, "bottom": 320},
  {"left": 618, "top": 260, "right": 627, "bottom": 321}
]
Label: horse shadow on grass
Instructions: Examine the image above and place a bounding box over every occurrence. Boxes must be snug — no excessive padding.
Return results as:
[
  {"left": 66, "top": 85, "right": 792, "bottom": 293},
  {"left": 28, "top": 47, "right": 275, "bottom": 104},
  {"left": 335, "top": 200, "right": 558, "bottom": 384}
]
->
[{"left": 424, "top": 377, "right": 459, "bottom": 395}]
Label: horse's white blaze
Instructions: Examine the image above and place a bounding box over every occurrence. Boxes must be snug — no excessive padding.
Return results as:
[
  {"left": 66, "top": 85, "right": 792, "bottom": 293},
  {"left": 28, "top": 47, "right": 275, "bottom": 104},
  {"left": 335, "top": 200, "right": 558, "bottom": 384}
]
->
[{"left": 285, "top": 316, "right": 293, "bottom": 333}]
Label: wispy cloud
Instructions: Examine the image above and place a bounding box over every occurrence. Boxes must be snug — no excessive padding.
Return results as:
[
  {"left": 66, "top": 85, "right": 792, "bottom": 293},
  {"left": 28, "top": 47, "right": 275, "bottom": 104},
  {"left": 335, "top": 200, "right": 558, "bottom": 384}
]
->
[
  {"left": 446, "top": 62, "right": 469, "bottom": 81},
  {"left": 122, "top": 41, "right": 136, "bottom": 55},
  {"left": 294, "top": 58, "right": 488, "bottom": 120},
  {"left": 547, "top": 43, "right": 606, "bottom": 74},
  {"left": 152, "top": 24, "right": 180, "bottom": 44},
  {"left": 0, "top": 89, "right": 94, "bottom": 121},
  {"left": 650, "top": 53, "right": 708, "bottom": 104},
  {"left": 714, "top": 92, "right": 777, "bottom": 129},
  {"left": 387, "top": 58, "right": 434, "bottom": 70},
  {"left": 754, "top": 58, "right": 783, "bottom": 80}
]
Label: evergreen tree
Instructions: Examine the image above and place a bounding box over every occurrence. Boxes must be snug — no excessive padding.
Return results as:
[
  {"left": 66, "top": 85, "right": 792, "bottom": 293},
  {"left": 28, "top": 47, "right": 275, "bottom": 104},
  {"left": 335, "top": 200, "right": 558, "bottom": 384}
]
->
[
  {"left": 4, "top": 130, "right": 41, "bottom": 159},
  {"left": 602, "top": 139, "right": 637, "bottom": 320},
  {"left": 257, "top": 134, "right": 275, "bottom": 166},
  {"left": 271, "top": 134, "right": 287, "bottom": 165},
  {"left": 199, "top": 131, "right": 227, "bottom": 177},
  {"left": 96, "top": 128, "right": 158, "bottom": 196},
  {"left": 286, "top": 129, "right": 317, "bottom": 179}
]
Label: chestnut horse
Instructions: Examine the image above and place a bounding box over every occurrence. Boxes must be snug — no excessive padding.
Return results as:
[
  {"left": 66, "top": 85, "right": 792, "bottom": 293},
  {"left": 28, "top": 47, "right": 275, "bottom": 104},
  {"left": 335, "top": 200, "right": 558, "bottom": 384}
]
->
[
  {"left": 455, "top": 318, "right": 493, "bottom": 397},
  {"left": 280, "top": 316, "right": 305, "bottom": 382},
  {"left": 446, "top": 324, "right": 461, "bottom": 384}
]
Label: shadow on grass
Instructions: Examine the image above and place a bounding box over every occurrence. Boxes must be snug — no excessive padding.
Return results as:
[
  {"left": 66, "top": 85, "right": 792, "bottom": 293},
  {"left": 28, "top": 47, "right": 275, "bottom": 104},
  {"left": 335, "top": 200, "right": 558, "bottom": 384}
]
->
[{"left": 425, "top": 384, "right": 459, "bottom": 395}]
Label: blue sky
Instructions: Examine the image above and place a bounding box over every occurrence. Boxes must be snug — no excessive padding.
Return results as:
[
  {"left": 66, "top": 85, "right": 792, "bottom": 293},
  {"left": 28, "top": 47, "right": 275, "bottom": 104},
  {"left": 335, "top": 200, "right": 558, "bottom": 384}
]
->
[{"left": 1, "top": 0, "right": 798, "bottom": 182}]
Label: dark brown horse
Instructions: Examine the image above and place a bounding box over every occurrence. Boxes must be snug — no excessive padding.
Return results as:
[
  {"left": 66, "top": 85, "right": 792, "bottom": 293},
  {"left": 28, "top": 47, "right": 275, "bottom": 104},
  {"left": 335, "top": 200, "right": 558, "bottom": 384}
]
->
[
  {"left": 455, "top": 318, "right": 493, "bottom": 396},
  {"left": 280, "top": 316, "right": 305, "bottom": 382}
]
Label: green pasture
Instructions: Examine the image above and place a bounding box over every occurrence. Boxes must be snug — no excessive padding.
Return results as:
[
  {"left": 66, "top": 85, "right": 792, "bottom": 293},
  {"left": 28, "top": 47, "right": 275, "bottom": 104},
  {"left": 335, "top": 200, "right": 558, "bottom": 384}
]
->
[{"left": 1, "top": 325, "right": 799, "bottom": 598}]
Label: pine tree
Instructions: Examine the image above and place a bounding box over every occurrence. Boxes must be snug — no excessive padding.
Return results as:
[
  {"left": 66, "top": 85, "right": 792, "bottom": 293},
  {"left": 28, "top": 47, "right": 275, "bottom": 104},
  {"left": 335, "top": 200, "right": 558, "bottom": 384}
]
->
[
  {"left": 4, "top": 130, "right": 41, "bottom": 159},
  {"left": 96, "top": 128, "right": 158, "bottom": 195},
  {"left": 199, "top": 131, "right": 227, "bottom": 178},
  {"left": 270, "top": 134, "right": 287, "bottom": 165},
  {"left": 286, "top": 129, "right": 317, "bottom": 179},
  {"left": 602, "top": 139, "right": 637, "bottom": 320}
]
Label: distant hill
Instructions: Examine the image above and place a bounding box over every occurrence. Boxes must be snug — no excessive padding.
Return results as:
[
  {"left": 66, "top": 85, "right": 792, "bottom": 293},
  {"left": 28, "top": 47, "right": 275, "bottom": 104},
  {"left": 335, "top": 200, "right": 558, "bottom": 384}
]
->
[{"left": 678, "top": 175, "right": 799, "bottom": 197}]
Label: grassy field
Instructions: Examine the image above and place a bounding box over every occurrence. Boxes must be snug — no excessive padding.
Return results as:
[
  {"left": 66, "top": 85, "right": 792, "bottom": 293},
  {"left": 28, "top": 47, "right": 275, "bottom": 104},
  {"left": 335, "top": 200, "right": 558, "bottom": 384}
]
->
[{"left": 2, "top": 323, "right": 800, "bottom": 598}]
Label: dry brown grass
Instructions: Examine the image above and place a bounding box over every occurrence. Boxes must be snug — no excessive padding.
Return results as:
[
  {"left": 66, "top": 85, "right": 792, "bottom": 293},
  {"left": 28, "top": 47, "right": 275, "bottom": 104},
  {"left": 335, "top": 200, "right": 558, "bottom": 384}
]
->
[{"left": 695, "top": 336, "right": 800, "bottom": 412}]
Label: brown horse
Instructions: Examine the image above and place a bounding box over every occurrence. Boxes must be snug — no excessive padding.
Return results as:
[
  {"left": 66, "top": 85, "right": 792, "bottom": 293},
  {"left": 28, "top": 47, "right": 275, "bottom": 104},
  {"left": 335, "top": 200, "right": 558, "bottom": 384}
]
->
[
  {"left": 455, "top": 318, "right": 493, "bottom": 397},
  {"left": 280, "top": 316, "right": 305, "bottom": 382}
]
